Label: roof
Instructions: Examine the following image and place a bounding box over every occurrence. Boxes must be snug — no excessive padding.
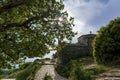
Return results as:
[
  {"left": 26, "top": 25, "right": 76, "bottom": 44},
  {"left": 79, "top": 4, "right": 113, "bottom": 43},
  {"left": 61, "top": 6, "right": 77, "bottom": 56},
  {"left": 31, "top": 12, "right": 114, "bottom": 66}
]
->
[{"left": 78, "top": 34, "right": 96, "bottom": 40}]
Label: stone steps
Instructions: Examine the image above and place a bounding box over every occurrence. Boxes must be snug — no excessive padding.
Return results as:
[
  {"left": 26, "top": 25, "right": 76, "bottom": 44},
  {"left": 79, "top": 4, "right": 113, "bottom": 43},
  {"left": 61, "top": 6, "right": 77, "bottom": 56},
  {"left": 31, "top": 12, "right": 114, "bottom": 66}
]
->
[{"left": 96, "top": 68, "right": 120, "bottom": 80}]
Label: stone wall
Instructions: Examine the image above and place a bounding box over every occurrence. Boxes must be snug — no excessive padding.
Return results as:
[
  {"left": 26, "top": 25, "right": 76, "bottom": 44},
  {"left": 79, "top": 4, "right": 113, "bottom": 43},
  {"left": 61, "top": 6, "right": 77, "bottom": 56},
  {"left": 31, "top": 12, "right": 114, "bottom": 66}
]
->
[
  {"left": 78, "top": 34, "right": 96, "bottom": 46},
  {"left": 57, "top": 34, "right": 96, "bottom": 64},
  {"left": 57, "top": 44, "right": 90, "bottom": 63}
]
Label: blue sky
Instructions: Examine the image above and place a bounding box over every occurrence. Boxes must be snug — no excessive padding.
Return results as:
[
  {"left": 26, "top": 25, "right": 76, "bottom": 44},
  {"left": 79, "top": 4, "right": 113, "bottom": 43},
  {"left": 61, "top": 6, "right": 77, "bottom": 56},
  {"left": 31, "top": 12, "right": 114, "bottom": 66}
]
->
[
  {"left": 64, "top": 0, "right": 120, "bottom": 42},
  {"left": 28, "top": 0, "right": 120, "bottom": 59}
]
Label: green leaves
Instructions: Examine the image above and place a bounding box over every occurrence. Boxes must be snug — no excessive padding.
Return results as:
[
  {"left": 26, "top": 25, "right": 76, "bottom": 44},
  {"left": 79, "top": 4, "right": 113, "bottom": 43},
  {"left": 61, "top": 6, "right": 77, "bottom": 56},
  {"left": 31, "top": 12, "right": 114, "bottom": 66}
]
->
[
  {"left": 0, "top": 0, "right": 75, "bottom": 68},
  {"left": 93, "top": 17, "right": 120, "bottom": 65}
]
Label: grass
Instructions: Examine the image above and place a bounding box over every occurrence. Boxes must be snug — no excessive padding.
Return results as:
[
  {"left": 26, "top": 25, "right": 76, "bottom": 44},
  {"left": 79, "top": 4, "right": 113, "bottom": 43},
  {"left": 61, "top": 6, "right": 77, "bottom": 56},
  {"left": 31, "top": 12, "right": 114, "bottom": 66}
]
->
[
  {"left": 0, "top": 61, "right": 41, "bottom": 80},
  {"left": 84, "top": 65, "right": 110, "bottom": 76}
]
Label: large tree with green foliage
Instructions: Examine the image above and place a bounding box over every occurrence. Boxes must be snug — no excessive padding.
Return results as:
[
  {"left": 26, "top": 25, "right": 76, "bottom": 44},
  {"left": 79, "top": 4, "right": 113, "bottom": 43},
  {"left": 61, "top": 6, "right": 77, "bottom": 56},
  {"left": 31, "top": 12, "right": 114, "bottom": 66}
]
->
[
  {"left": 0, "top": 0, "right": 75, "bottom": 68},
  {"left": 93, "top": 17, "right": 120, "bottom": 65}
]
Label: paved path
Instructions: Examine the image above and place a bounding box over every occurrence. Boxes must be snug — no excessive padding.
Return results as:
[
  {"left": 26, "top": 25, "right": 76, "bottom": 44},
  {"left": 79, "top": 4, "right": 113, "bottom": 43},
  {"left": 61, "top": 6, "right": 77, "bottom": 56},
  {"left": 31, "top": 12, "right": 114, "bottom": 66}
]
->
[{"left": 34, "top": 65, "right": 68, "bottom": 80}]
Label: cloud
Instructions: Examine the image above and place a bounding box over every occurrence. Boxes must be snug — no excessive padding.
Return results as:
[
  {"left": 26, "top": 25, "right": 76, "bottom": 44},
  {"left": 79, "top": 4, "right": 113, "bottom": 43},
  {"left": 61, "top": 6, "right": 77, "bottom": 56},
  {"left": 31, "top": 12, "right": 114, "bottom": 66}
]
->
[
  {"left": 64, "top": 0, "right": 109, "bottom": 23},
  {"left": 43, "top": 51, "right": 56, "bottom": 58},
  {"left": 31, "top": 0, "right": 120, "bottom": 58},
  {"left": 63, "top": 0, "right": 120, "bottom": 43},
  {"left": 41, "top": 0, "right": 120, "bottom": 58},
  {"left": 91, "top": 0, "right": 120, "bottom": 25}
]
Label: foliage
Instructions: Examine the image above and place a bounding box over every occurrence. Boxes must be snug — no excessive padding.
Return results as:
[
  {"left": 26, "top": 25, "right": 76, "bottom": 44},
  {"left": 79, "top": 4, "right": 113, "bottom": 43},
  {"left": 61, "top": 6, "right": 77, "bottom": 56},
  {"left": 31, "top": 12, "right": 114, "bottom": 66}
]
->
[
  {"left": 52, "top": 53, "right": 57, "bottom": 59},
  {"left": 0, "top": 0, "right": 76, "bottom": 68},
  {"left": 16, "top": 61, "right": 41, "bottom": 80},
  {"left": 92, "top": 65, "right": 107, "bottom": 75},
  {"left": 0, "top": 69, "right": 4, "bottom": 75},
  {"left": 19, "top": 62, "right": 32, "bottom": 70},
  {"left": 83, "top": 65, "right": 109, "bottom": 80},
  {"left": 34, "top": 59, "right": 41, "bottom": 63},
  {"left": 55, "top": 63, "right": 71, "bottom": 78},
  {"left": 0, "top": 69, "right": 10, "bottom": 79},
  {"left": 55, "top": 57, "right": 109, "bottom": 80},
  {"left": 76, "top": 57, "right": 94, "bottom": 66},
  {"left": 43, "top": 73, "right": 53, "bottom": 80},
  {"left": 93, "top": 17, "right": 120, "bottom": 65},
  {"left": 55, "top": 57, "right": 93, "bottom": 78},
  {"left": 69, "top": 60, "right": 91, "bottom": 80},
  {"left": 44, "top": 58, "right": 51, "bottom": 61},
  {"left": 1, "top": 61, "right": 41, "bottom": 80}
]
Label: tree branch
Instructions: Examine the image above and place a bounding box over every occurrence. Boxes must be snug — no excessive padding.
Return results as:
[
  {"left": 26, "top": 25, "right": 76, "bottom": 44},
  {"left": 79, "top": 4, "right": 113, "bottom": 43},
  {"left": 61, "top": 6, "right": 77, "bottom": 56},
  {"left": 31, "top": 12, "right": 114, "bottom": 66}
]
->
[
  {"left": 0, "top": 23, "right": 22, "bottom": 31},
  {"left": 0, "top": 0, "right": 25, "bottom": 14},
  {"left": 22, "top": 16, "right": 41, "bottom": 28},
  {"left": 0, "top": 16, "right": 44, "bottom": 31},
  {"left": 0, "top": 8, "right": 52, "bottom": 31}
]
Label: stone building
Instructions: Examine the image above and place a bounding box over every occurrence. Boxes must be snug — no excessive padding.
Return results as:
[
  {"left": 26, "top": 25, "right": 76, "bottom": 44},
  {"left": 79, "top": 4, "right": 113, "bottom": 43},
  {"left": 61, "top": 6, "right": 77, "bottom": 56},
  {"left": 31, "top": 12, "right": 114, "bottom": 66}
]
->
[
  {"left": 57, "top": 33, "right": 96, "bottom": 63},
  {"left": 78, "top": 34, "right": 96, "bottom": 46}
]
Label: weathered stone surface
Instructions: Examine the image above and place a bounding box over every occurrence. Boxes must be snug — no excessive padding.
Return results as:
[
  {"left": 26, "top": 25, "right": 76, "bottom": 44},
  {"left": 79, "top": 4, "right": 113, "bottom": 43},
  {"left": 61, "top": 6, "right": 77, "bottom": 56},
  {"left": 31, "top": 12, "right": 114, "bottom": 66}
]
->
[
  {"left": 96, "top": 68, "right": 120, "bottom": 80},
  {"left": 78, "top": 34, "right": 96, "bottom": 46},
  {"left": 57, "top": 34, "right": 96, "bottom": 63}
]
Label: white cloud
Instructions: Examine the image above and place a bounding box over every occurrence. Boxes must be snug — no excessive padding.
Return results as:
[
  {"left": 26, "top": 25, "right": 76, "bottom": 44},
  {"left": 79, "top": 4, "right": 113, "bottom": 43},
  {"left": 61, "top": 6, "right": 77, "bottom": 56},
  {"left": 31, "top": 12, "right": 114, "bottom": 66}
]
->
[
  {"left": 64, "top": 0, "right": 108, "bottom": 22},
  {"left": 43, "top": 51, "right": 56, "bottom": 58},
  {"left": 37, "top": 0, "right": 120, "bottom": 58},
  {"left": 64, "top": 0, "right": 109, "bottom": 43}
]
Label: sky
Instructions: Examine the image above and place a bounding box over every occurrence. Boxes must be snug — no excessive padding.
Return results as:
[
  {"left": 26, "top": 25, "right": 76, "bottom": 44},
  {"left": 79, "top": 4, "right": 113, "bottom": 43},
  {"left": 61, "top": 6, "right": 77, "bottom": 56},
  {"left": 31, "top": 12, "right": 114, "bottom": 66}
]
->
[
  {"left": 64, "top": 0, "right": 120, "bottom": 43},
  {"left": 43, "top": 0, "right": 120, "bottom": 58},
  {"left": 27, "top": 0, "right": 120, "bottom": 59}
]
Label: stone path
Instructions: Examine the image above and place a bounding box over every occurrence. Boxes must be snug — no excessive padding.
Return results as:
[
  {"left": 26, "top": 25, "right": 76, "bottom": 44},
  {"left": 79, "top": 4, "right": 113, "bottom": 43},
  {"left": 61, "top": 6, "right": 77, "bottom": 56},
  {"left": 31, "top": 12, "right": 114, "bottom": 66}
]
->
[
  {"left": 34, "top": 64, "right": 68, "bottom": 80},
  {"left": 84, "top": 64, "right": 120, "bottom": 80},
  {"left": 0, "top": 79, "right": 15, "bottom": 80},
  {"left": 96, "top": 68, "right": 120, "bottom": 80}
]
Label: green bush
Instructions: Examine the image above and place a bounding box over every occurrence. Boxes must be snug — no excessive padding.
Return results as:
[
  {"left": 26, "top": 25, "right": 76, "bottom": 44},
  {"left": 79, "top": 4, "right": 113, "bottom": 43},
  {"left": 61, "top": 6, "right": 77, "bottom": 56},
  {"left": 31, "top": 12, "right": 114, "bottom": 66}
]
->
[
  {"left": 16, "top": 62, "right": 41, "bottom": 80},
  {"left": 55, "top": 63, "right": 70, "bottom": 78},
  {"left": 4, "top": 62, "right": 41, "bottom": 80},
  {"left": 43, "top": 73, "right": 53, "bottom": 80},
  {"left": 56, "top": 60, "right": 92, "bottom": 79},
  {"left": 93, "top": 17, "right": 120, "bottom": 65},
  {"left": 69, "top": 61, "right": 91, "bottom": 80},
  {"left": 0, "top": 69, "right": 4, "bottom": 75}
]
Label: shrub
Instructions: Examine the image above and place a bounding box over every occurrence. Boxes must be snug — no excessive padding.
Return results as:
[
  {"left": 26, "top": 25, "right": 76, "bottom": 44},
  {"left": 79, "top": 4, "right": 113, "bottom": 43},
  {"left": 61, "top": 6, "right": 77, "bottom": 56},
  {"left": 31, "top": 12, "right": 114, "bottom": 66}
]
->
[
  {"left": 55, "top": 63, "right": 70, "bottom": 78},
  {"left": 44, "top": 73, "right": 53, "bottom": 80},
  {"left": 16, "top": 62, "right": 41, "bottom": 80},
  {"left": 69, "top": 61, "right": 91, "bottom": 80},
  {"left": 93, "top": 17, "right": 120, "bottom": 65},
  {"left": 56, "top": 60, "right": 92, "bottom": 79},
  {"left": 0, "top": 69, "right": 4, "bottom": 75},
  {"left": 3, "top": 62, "right": 41, "bottom": 80}
]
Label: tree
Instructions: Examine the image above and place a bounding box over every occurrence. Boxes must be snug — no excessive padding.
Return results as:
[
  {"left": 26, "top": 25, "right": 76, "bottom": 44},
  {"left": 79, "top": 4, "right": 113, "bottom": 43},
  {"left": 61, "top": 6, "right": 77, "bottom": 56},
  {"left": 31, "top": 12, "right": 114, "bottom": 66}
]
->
[
  {"left": 0, "top": 0, "right": 76, "bottom": 68},
  {"left": 93, "top": 17, "right": 120, "bottom": 65}
]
